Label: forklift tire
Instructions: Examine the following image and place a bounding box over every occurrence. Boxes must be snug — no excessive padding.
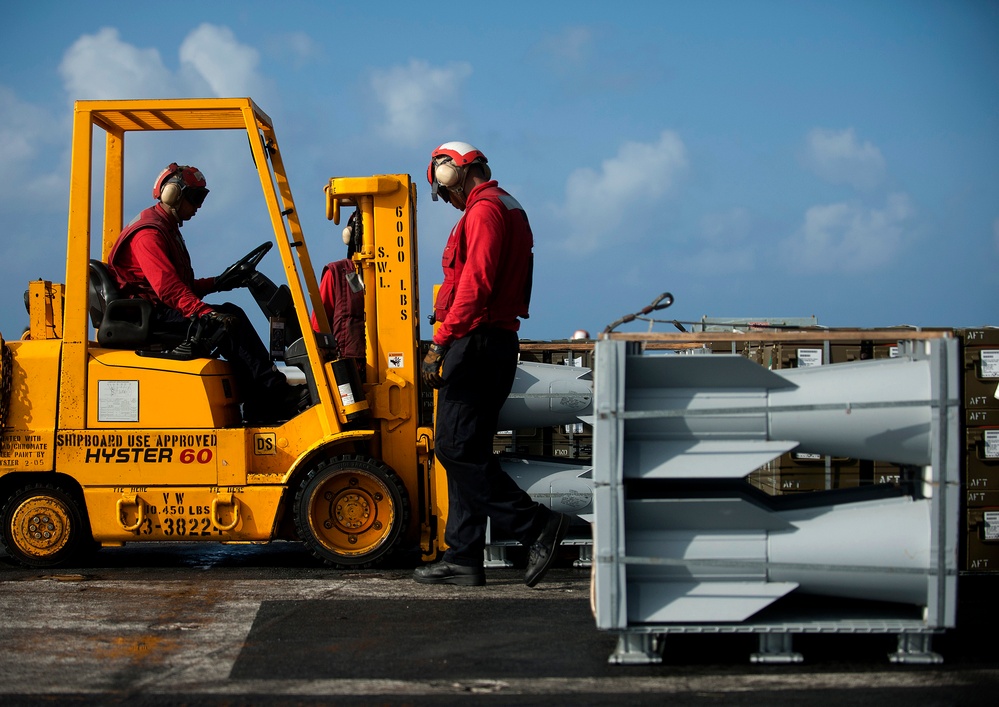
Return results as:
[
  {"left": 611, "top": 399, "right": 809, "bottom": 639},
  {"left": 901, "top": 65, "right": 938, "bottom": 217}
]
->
[
  {"left": 1, "top": 483, "right": 90, "bottom": 568},
  {"left": 294, "top": 455, "right": 409, "bottom": 568}
]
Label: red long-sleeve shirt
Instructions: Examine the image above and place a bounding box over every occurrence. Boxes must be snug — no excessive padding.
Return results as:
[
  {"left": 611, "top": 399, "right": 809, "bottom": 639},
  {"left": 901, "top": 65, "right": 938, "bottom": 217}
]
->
[
  {"left": 310, "top": 258, "right": 366, "bottom": 358},
  {"left": 107, "top": 204, "right": 216, "bottom": 318},
  {"left": 432, "top": 181, "right": 533, "bottom": 347}
]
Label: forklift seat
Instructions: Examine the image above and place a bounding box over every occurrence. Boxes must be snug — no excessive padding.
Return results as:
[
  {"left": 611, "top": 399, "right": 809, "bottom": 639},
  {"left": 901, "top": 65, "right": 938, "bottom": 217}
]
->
[{"left": 88, "top": 260, "right": 187, "bottom": 349}]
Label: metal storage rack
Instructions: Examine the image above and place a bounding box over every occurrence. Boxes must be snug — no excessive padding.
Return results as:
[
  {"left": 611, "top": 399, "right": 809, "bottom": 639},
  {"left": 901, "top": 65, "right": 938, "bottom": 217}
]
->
[{"left": 591, "top": 332, "right": 961, "bottom": 664}]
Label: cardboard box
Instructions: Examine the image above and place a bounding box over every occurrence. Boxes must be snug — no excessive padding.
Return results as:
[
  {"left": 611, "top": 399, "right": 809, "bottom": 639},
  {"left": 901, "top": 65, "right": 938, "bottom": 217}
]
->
[
  {"left": 966, "top": 428, "right": 999, "bottom": 491},
  {"left": 964, "top": 347, "right": 999, "bottom": 409},
  {"left": 965, "top": 508, "right": 999, "bottom": 573}
]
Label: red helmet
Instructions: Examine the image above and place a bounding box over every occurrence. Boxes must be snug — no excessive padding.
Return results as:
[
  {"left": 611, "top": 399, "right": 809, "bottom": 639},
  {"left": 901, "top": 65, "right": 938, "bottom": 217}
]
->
[
  {"left": 426, "top": 141, "right": 488, "bottom": 184},
  {"left": 153, "top": 163, "right": 209, "bottom": 207},
  {"left": 427, "top": 142, "right": 489, "bottom": 203}
]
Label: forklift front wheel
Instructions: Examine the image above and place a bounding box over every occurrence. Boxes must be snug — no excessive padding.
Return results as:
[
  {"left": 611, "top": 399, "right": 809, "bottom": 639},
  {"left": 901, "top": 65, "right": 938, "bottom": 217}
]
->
[
  {"left": 294, "top": 455, "right": 409, "bottom": 568},
  {"left": 1, "top": 483, "right": 90, "bottom": 568}
]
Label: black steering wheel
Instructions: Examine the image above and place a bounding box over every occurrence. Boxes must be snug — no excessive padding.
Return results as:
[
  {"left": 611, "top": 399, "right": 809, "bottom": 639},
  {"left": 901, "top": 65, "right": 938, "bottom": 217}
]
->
[{"left": 214, "top": 241, "right": 272, "bottom": 292}]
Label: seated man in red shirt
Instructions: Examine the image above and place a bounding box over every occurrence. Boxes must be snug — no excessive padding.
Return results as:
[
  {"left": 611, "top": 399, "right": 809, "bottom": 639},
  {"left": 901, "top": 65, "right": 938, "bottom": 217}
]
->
[{"left": 107, "top": 163, "right": 309, "bottom": 425}]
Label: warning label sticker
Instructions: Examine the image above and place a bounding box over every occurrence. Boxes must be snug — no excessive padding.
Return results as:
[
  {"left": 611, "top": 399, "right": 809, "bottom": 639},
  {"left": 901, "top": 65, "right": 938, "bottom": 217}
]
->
[
  {"left": 980, "top": 349, "right": 999, "bottom": 379},
  {"left": 985, "top": 429, "right": 999, "bottom": 460}
]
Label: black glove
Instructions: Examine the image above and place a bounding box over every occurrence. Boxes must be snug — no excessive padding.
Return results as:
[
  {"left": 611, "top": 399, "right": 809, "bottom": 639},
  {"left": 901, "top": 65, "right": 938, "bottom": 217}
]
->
[
  {"left": 201, "top": 310, "right": 237, "bottom": 335},
  {"left": 421, "top": 343, "right": 448, "bottom": 389},
  {"left": 174, "top": 311, "right": 236, "bottom": 358},
  {"left": 213, "top": 268, "right": 248, "bottom": 292}
]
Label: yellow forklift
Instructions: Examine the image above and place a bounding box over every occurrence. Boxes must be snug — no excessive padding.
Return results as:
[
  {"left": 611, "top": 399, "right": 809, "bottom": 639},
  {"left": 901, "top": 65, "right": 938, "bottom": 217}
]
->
[{"left": 0, "top": 98, "right": 445, "bottom": 568}]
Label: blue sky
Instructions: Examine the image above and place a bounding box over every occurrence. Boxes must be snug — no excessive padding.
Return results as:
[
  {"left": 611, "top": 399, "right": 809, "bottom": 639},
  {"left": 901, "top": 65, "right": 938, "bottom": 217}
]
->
[{"left": 2, "top": 1, "right": 996, "bottom": 342}]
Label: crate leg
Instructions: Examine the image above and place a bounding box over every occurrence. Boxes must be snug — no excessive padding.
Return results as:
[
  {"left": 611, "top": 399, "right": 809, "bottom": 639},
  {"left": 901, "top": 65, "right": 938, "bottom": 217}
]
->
[
  {"left": 608, "top": 633, "right": 663, "bottom": 665},
  {"left": 483, "top": 544, "right": 512, "bottom": 567},
  {"left": 889, "top": 633, "right": 943, "bottom": 665},
  {"left": 750, "top": 633, "right": 802, "bottom": 664},
  {"left": 573, "top": 543, "right": 592, "bottom": 568},
  {"left": 483, "top": 518, "right": 513, "bottom": 567}
]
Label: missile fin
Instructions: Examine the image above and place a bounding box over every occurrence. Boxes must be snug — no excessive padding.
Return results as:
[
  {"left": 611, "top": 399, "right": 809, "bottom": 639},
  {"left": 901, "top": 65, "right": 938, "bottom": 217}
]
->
[
  {"left": 627, "top": 580, "right": 798, "bottom": 624},
  {"left": 623, "top": 439, "right": 798, "bottom": 480},
  {"left": 628, "top": 354, "right": 796, "bottom": 391}
]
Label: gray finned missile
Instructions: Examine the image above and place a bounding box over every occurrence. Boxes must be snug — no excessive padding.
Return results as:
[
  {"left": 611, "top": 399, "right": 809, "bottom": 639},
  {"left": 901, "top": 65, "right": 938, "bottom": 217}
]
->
[
  {"left": 623, "top": 493, "right": 934, "bottom": 625},
  {"left": 500, "top": 456, "right": 593, "bottom": 520},
  {"left": 498, "top": 360, "right": 593, "bottom": 430},
  {"left": 618, "top": 346, "right": 948, "bottom": 477},
  {"left": 769, "top": 355, "right": 935, "bottom": 465}
]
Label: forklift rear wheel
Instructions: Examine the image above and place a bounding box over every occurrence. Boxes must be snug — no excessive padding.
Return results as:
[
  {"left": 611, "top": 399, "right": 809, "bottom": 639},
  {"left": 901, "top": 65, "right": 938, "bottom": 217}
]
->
[
  {"left": 1, "top": 483, "right": 90, "bottom": 568},
  {"left": 294, "top": 455, "right": 409, "bottom": 568}
]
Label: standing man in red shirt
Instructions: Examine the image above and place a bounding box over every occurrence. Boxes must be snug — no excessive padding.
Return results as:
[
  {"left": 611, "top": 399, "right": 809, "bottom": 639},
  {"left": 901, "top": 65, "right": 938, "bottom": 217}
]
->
[
  {"left": 414, "top": 142, "right": 568, "bottom": 587},
  {"left": 107, "top": 163, "right": 310, "bottom": 425}
]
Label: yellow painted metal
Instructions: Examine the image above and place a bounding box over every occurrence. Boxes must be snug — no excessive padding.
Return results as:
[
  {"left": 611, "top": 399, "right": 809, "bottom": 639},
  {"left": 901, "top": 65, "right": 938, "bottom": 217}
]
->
[
  {"left": 59, "top": 427, "right": 221, "bottom": 488},
  {"left": 417, "top": 425, "right": 444, "bottom": 557},
  {"left": 85, "top": 349, "right": 240, "bottom": 429},
  {"left": 245, "top": 425, "right": 375, "bottom": 487},
  {"left": 210, "top": 491, "right": 241, "bottom": 531},
  {"left": 324, "top": 175, "right": 428, "bottom": 551},
  {"left": 0, "top": 335, "right": 9, "bottom": 430},
  {"left": 101, "top": 130, "right": 125, "bottom": 259},
  {"left": 84, "top": 485, "right": 285, "bottom": 543},
  {"left": 59, "top": 105, "right": 96, "bottom": 429},
  {"left": 25, "top": 281, "right": 64, "bottom": 341},
  {"left": 116, "top": 493, "right": 144, "bottom": 532},
  {"left": 0, "top": 339, "right": 60, "bottom": 472}
]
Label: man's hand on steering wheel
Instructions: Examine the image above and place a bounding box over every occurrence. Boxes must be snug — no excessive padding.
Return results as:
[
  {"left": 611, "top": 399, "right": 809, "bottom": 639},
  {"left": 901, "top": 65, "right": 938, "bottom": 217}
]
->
[{"left": 213, "top": 241, "right": 272, "bottom": 292}]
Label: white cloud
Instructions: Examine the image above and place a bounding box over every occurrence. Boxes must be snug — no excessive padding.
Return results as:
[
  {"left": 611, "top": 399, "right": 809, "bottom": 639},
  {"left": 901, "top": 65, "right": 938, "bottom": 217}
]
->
[
  {"left": 58, "top": 24, "right": 269, "bottom": 102},
  {"left": 179, "top": 24, "right": 265, "bottom": 98},
  {"left": 54, "top": 24, "right": 273, "bottom": 217},
  {"left": 59, "top": 27, "right": 178, "bottom": 99},
  {"left": 782, "top": 193, "right": 914, "bottom": 271},
  {"left": 803, "top": 127, "right": 886, "bottom": 191},
  {"left": 368, "top": 60, "right": 472, "bottom": 147},
  {"left": 556, "top": 131, "right": 688, "bottom": 253}
]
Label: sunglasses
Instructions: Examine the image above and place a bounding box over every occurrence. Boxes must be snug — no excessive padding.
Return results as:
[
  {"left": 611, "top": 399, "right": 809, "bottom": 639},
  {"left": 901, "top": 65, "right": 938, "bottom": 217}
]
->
[{"left": 182, "top": 186, "right": 209, "bottom": 207}]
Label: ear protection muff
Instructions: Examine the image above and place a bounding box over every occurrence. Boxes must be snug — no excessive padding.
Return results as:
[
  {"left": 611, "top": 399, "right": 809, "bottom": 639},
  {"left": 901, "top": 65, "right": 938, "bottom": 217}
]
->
[
  {"left": 341, "top": 211, "right": 362, "bottom": 257},
  {"left": 434, "top": 159, "right": 462, "bottom": 188},
  {"left": 152, "top": 163, "right": 208, "bottom": 209},
  {"left": 153, "top": 163, "right": 182, "bottom": 205},
  {"left": 428, "top": 143, "right": 489, "bottom": 203},
  {"left": 159, "top": 178, "right": 184, "bottom": 207}
]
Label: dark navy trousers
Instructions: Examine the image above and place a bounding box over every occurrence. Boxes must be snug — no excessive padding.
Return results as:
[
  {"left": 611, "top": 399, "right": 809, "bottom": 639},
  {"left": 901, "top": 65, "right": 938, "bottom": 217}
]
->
[{"left": 434, "top": 327, "right": 548, "bottom": 568}]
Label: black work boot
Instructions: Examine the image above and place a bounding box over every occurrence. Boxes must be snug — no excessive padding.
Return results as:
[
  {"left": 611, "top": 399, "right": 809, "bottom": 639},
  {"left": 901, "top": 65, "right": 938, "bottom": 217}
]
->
[
  {"left": 524, "top": 512, "right": 569, "bottom": 587},
  {"left": 413, "top": 560, "right": 486, "bottom": 586}
]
